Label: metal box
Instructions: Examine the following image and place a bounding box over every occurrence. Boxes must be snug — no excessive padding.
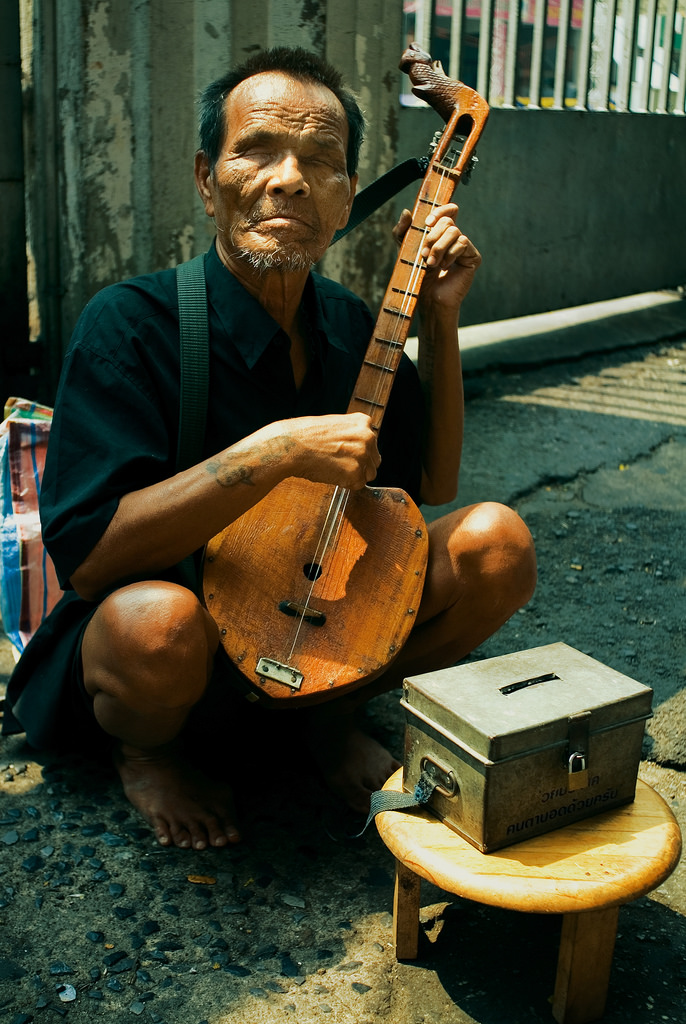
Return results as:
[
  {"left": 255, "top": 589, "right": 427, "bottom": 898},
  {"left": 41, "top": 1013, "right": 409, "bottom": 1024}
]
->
[{"left": 402, "top": 643, "right": 653, "bottom": 852}]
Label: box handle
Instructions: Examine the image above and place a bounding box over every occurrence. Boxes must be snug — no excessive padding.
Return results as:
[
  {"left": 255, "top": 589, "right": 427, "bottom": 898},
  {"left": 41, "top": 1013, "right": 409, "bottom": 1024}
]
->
[{"left": 420, "top": 755, "right": 458, "bottom": 798}]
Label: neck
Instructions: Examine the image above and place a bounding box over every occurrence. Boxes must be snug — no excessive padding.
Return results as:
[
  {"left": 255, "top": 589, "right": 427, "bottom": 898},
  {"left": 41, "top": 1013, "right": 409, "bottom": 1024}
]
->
[{"left": 217, "top": 238, "right": 310, "bottom": 335}]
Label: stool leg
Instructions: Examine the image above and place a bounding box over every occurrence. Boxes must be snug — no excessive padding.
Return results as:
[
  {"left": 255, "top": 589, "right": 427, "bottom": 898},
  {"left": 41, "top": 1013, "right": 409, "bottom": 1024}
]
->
[
  {"left": 552, "top": 906, "right": 620, "bottom": 1024},
  {"left": 393, "top": 858, "right": 421, "bottom": 959}
]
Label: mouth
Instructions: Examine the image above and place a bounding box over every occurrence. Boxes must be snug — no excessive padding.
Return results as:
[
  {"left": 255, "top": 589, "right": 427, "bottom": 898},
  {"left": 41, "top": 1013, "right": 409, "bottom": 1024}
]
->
[
  {"left": 254, "top": 215, "right": 312, "bottom": 232},
  {"left": 248, "top": 204, "right": 315, "bottom": 230}
]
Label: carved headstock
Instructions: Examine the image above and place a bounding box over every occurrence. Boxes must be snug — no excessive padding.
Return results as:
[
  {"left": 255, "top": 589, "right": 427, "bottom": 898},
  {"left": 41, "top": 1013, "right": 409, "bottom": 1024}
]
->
[
  {"left": 399, "top": 43, "right": 489, "bottom": 175},
  {"left": 400, "top": 43, "right": 489, "bottom": 123}
]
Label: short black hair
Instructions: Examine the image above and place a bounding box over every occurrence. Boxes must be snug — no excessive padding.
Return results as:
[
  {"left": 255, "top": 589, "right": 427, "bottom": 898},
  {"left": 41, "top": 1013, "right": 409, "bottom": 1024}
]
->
[{"left": 198, "top": 47, "right": 366, "bottom": 177}]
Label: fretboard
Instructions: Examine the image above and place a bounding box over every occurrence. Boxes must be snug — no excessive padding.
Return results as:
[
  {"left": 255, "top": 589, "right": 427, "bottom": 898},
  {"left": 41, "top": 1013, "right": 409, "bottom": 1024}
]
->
[{"left": 346, "top": 164, "right": 458, "bottom": 430}]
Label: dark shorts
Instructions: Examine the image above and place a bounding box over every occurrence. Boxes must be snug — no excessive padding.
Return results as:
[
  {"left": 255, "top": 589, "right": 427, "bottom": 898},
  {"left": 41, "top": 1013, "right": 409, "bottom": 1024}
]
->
[{"left": 3, "top": 589, "right": 270, "bottom": 759}]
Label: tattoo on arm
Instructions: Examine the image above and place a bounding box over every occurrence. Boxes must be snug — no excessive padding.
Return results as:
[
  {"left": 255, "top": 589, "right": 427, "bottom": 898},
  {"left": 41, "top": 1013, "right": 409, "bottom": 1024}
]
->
[
  {"left": 205, "top": 433, "right": 297, "bottom": 489},
  {"left": 206, "top": 459, "right": 255, "bottom": 488}
]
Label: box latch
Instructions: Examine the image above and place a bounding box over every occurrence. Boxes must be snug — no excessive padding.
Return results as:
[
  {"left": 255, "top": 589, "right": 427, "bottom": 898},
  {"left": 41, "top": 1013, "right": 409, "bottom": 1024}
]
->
[{"left": 567, "top": 711, "right": 591, "bottom": 791}]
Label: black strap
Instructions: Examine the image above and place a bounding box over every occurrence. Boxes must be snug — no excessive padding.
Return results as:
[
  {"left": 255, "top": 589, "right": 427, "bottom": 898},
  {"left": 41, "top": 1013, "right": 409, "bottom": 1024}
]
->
[
  {"left": 331, "top": 156, "right": 429, "bottom": 245},
  {"left": 176, "top": 253, "right": 209, "bottom": 473},
  {"left": 175, "top": 254, "right": 209, "bottom": 594}
]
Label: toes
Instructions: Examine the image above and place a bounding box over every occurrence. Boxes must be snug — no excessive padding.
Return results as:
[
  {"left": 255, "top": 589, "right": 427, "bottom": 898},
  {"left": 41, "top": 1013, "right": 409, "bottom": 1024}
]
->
[
  {"left": 167, "top": 820, "right": 194, "bottom": 849},
  {"left": 150, "top": 814, "right": 173, "bottom": 847},
  {"left": 206, "top": 813, "right": 241, "bottom": 848},
  {"left": 161, "top": 810, "right": 241, "bottom": 851}
]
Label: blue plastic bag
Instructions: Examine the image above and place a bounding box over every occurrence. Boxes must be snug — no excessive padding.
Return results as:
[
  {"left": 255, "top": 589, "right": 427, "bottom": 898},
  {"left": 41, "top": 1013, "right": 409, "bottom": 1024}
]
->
[{"left": 0, "top": 398, "right": 59, "bottom": 653}]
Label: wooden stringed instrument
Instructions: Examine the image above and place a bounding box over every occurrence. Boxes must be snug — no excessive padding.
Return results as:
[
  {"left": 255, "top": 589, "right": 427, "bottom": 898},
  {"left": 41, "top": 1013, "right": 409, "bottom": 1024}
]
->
[{"left": 203, "top": 44, "right": 489, "bottom": 706}]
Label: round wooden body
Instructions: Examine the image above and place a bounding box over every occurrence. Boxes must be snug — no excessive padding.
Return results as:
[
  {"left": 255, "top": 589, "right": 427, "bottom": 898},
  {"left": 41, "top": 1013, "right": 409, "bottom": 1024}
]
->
[{"left": 203, "top": 480, "right": 428, "bottom": 706}]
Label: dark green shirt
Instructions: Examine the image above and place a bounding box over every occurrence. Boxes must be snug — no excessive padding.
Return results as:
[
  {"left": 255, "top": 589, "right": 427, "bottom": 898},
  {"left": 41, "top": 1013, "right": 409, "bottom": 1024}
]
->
[{"left": 5, "top": 244, "right": 423, "bottom": 749}]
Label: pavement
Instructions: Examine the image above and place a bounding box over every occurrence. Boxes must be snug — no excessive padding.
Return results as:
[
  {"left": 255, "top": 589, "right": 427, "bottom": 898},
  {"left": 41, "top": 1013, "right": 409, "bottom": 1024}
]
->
[{"left": 1, "top": 290, "right": 685, "bottom": 1024}]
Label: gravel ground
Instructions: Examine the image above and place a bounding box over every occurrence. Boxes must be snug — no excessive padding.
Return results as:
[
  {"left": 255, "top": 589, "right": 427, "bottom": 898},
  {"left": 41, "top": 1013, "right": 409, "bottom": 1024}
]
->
[{"left": 1, "top": 334, "right": 685, "bottom": 1024}]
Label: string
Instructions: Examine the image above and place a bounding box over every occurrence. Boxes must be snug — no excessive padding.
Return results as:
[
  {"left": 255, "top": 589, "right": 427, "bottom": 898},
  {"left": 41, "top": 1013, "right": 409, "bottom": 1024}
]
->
[
  {"left": 369, "top": 158, "right": 454, "bottom": 398},
  {"left": 284, "top": 153, "right": 455, "bottom": 664},
  {"left": 286, "top": 483, "right": 349, "bottom": 661}
]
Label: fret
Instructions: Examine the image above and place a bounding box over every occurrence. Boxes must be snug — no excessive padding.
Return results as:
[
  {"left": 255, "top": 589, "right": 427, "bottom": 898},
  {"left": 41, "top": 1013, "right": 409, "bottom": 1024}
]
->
[
  {"left": 352, "top": 395, "right": 385, "bottom": 409},
  {"left": 391, "top": 286, "right": 420, "bottom": 298},
  {"left": 364, "top": 359, "right": 395, "bottom": 373},
  {"left": 383, "top": 307, "right": 412, "bottom": 320},
  {"left": 374, "top": 337, "right": 404, "bottom": 349}
]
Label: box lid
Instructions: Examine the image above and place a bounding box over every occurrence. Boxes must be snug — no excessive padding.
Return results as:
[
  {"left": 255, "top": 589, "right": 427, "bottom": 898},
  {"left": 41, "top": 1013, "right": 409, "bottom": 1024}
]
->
[{"left": 402, "top": 643, "right": 653, "bottom": 762}]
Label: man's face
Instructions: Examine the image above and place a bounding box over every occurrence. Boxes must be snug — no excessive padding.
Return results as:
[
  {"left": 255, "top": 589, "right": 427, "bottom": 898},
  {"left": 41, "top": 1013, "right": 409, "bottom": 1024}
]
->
[{"left": 196, "top": 72, "right": 357, "bottom": 273}]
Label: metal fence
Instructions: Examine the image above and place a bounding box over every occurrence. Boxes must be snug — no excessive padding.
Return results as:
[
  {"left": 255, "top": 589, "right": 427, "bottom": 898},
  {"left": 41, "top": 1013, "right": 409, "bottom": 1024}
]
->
[{"left": 402, "top": 0, "right": 686, "bottom": 112}]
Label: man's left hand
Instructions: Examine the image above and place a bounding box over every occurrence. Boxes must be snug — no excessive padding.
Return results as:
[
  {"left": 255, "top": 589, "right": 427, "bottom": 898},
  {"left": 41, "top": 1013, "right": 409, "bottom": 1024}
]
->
[{"left": 392, "top": 202, "right": 481, "bottom": 315}]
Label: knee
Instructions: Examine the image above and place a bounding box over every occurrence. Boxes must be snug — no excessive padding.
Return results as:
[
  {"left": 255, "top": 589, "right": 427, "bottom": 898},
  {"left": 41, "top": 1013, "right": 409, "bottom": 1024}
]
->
[
  {"left": 84, "top": 582, "right": 219, "bottom": 709},
  {"left": 457, "top": 502, "right": 537, "bottom": 606}
]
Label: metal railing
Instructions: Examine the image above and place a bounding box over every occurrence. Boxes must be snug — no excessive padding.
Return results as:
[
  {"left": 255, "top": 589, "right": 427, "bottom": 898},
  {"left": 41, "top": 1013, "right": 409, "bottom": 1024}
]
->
[{"left": 402, "top": 0, "right": 686, "bottom": 112}]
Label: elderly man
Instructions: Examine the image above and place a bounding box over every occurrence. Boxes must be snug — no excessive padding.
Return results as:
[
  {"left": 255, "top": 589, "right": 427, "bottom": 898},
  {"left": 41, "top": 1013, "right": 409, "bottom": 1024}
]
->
[{"left": 5, "top": 47, "right": 536, "bottom": 850}]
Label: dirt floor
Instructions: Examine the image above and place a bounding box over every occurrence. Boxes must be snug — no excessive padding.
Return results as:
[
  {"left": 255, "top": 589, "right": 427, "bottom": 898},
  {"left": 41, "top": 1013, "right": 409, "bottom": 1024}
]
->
[{"left": 1, "top": 333, "right": 685, "bottom": 1024}]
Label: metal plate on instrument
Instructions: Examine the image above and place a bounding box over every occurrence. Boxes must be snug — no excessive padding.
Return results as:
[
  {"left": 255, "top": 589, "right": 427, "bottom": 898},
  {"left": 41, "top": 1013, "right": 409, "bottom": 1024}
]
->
[{"left": 256, "top": 657, "right": 303, "bottom": 691}]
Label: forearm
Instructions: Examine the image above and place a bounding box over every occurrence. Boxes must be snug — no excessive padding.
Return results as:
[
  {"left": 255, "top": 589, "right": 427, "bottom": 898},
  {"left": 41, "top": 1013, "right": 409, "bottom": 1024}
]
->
[
  {"left": 69, "top": 412, "right": 379, "bottom": 601},
  {"left": 416, "top": 303, "right": 464, "bottom": 506},
  {"left": 69, "top": 427, "right": 294, "bottom": 601}
]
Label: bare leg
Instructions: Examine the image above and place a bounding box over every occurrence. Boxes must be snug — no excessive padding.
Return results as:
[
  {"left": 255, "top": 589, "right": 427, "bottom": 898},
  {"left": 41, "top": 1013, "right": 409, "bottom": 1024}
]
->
[
  {"left": 309, "top": 502, "right": 536, "bottom": 811},
  {"left": 307, "top": 709, "right": 401, "bottom": 815},
  {"left": 81, "top": 581, "right": 240, "bottom": 850},
  {"left": 386, "top": 501, "right": 537, "bottom": 683}
]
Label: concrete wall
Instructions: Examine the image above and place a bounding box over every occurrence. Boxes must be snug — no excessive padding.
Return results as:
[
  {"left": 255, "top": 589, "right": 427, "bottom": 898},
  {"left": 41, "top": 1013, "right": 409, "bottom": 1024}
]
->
[
  {"left": 22, "top": 0, "right": 404, "bottom": 398},
  {"left": 395, "top": 105, "right": 686, "bottom": 326}
]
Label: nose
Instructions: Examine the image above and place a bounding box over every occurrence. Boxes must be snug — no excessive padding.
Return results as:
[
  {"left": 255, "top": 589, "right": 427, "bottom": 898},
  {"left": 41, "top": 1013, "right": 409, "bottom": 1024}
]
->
[{"left": 266, "top": 155, "right": 310, "bottom": 197}]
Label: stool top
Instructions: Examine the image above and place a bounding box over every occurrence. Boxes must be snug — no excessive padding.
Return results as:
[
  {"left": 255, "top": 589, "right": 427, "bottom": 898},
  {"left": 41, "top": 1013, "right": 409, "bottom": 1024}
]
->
[{"left": 376, "top": 770, "right": 682, "bottom": 914}]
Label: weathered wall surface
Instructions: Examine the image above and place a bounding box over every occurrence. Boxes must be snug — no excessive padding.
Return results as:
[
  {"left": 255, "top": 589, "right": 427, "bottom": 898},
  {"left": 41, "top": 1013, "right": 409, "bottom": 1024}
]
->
[
  {"left": 25, "top": 0, "right": 240, "bottom": 390},
  {"left": 23, "top": 0, "right": 404, "bottom": 398}
]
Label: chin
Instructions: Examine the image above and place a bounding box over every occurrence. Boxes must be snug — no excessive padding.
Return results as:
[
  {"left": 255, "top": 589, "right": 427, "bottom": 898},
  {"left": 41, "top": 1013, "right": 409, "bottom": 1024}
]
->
[{"left": 237, "top": 245, "right": 317, "bottom": 274}]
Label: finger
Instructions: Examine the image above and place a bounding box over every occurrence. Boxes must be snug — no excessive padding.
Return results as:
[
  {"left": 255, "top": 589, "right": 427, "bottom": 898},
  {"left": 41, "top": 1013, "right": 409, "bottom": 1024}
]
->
[
  {"left": 424, "top": 203, "right": 459, "bottom": 227},
  {"left": 369, "top": 449, "right": 382, "bottom": 473},
  {"left": 421, "top": 222, "right": 467, "bottom": 268},
  {"left": 421, "top": 204, "right": 463, "bottom": 264},
  {"left": 392, "top": 208, "right": 413, "bottom": 246}
]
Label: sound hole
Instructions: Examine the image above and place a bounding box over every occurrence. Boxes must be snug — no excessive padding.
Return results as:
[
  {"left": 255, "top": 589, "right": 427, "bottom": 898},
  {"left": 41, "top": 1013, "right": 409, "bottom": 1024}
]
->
[{"left": 303, "top": 562, "right": 323, "bottom": 582}]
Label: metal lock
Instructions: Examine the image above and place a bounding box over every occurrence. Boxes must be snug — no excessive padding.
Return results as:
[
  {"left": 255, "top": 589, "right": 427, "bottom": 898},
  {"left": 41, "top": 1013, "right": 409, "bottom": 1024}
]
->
[
  {"left": 568, "top": 751, "right": 589, "bottom": 791},
  {"left": 566, "top": 711, "right": 591, "bottom": 791}
]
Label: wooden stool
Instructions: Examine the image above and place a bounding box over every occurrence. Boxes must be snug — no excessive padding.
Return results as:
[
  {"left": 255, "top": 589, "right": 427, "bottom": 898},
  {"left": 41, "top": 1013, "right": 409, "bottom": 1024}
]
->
[{"left": 376, "top": 769, "right": 682, "bottom": 1024}]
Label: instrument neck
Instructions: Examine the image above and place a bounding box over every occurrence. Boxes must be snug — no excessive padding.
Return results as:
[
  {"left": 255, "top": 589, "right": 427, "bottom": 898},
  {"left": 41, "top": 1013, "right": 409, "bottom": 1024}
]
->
[{"left": 345, "top": 161, "right": 456, "bottom": 429}]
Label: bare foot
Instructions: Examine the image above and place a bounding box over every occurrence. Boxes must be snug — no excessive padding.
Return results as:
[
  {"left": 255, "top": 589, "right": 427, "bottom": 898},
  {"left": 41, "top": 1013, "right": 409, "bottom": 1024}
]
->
[
  {"left": 114, "top": 743, "right": 241, "bottom": 850},
  {"left": 308, "top": 712, "right": 400, "bottom": 815}
]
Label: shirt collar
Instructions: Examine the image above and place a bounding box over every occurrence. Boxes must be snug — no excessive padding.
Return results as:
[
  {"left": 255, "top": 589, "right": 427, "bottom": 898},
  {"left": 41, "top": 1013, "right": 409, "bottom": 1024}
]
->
[
  {"left": 204, "top": 243, "right": 281, "bottom": 369},
  {"left": 307, "top": 272, "right": 350, "bottom": 355},
  {"left": 204, "top": 242, "right": 348, "bottom": 367}
]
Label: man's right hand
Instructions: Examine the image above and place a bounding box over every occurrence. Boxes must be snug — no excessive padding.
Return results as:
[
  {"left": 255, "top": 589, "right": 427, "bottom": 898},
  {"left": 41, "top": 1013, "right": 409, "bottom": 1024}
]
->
[{"left": 275, "top": 412, "right": 381, "bottom": 491}]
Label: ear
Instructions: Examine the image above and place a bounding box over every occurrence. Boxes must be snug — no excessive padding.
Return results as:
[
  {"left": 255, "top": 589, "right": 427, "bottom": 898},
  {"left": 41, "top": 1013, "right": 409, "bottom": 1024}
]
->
[
  {"left": 194, "top": 151, "right": 215, "bottom": 218},
  {"left": 337, "top": 174, "right": 358, "bottom": 231}
]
